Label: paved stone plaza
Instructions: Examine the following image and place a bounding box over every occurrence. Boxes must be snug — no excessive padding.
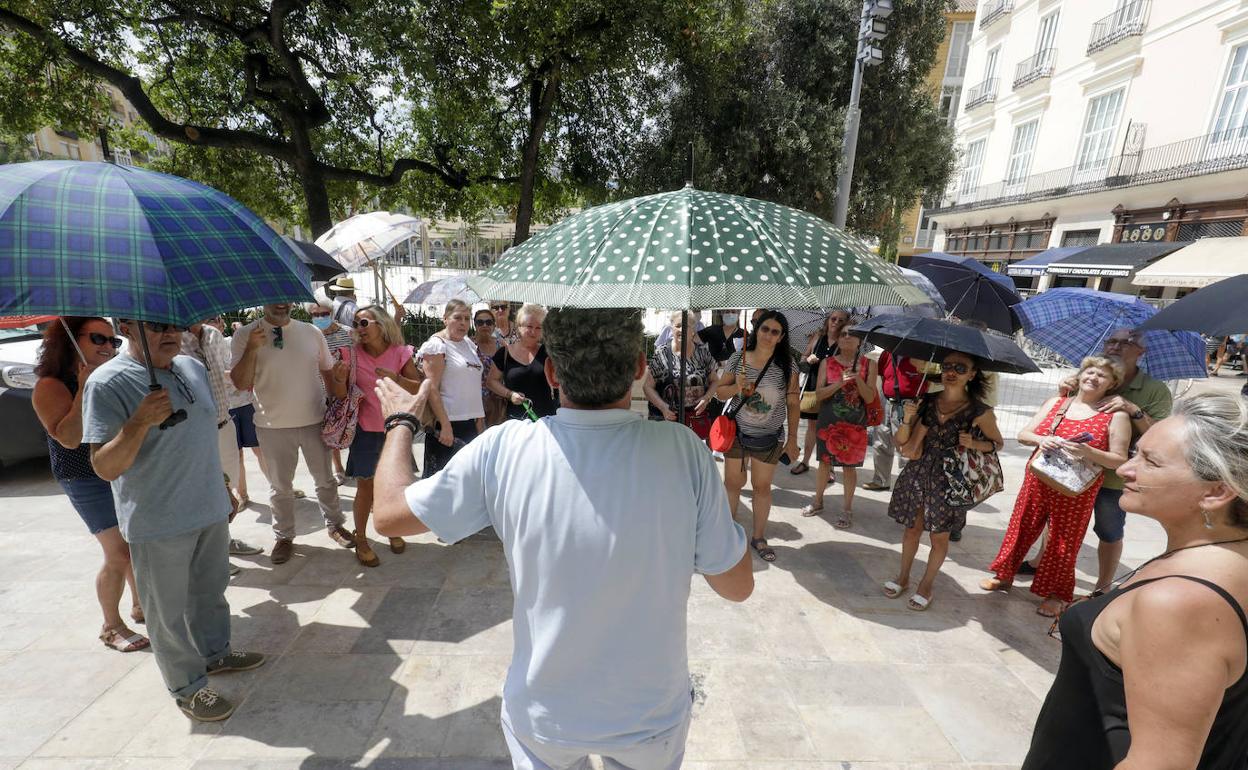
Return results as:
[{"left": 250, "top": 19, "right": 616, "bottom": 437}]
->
[{"left": 0, "top": 373, "right": 1241, "bottom": 769}]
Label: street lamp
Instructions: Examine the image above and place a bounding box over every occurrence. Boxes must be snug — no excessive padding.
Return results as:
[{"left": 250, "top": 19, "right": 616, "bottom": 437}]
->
[{"left": 832, "top": 0, "right": 892, "bottom": 229}]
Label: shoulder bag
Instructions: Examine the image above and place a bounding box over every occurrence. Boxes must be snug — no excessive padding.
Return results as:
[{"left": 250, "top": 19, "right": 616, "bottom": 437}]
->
[
  {"left": 942, "top": 411, "right": 1004, "bottom": 507},
  {"left": 321, "top": 346, "right": 363, "bottom": 449},
  {"left": 1027, "top": 398, "right": 1102, "bottom": 497},
  {"left": 709, "top": 353, "right": 774, "bottom": 452}
]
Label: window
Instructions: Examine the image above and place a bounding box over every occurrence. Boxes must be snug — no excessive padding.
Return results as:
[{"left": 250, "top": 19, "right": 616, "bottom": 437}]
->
[
  {"left": 959, "top": 139, "right": 987, "bottom": 195},
  {"left": 1005, "top": 120, "right": 1039, "bottom": 186},
  {"left": 940, "top": 86, "right": 961, "bottom": 125},
  {"left": 1036, "top": 11, "right": 1060, "bottom": 53},
  {"left": 944, "top": 21, "right": 973, "bottom": 81},
  {"left": 58, "top": 141, "right": 81, "bottom": 160},
  {"left": 984, "top": 47, "right": 1000, "bottom": 82},
  {"left": 1061, "top": 229, "right": 1101, "bottom": 247},
  {"left": 1177, "top": 220, "right": 1244, "bottom": 240},
  {"left": 1211, "top": 44, "right": 1248, "bottom": 143},
  {"left": 1076, "top": 89, "right": 1125, "bottom": 172}
]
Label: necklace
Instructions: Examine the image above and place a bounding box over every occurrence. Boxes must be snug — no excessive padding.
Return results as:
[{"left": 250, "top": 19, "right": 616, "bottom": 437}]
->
[
  {"left": 936, "top": 397, "right": 969, "bottom": 416},
  {"left": 1109, "top": 536, "right": 1248, "bottom": 592}
]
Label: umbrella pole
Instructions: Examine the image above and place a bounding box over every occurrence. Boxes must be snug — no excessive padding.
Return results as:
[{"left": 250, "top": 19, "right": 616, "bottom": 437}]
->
[
  {"left": 679, "top": 310, "right": 688, "bottom": 425},
  {"left": 135, "top": 321, "right": 187, "bottom": 430},
  {"left": 58, "top": 317, "right": 89, "bottom": 367}
]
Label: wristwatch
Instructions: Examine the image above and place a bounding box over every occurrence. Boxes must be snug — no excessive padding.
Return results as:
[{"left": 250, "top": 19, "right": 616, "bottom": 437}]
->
[{"left": 1129, "top": 408, "right": 1145, "bottom": 420}]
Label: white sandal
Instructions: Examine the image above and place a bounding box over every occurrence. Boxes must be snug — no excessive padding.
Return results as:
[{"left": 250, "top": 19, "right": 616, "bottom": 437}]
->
[
  {"left": 882, "top": 580, "right": 908, "bottom": 599},
  {"left": 799, "top": 503, "right": 824, "bottom": 517},
  {"left": 907, "top": 593, "right": 932, "bottom": 611}
]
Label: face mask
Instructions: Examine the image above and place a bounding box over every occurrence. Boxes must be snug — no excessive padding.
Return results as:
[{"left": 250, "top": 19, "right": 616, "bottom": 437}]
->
[
  {"left": 311, "top": 317, "right": 332, "bottom": 330},
  {"left": 722, "top": 313, "right": 739, "bottom": 325}
]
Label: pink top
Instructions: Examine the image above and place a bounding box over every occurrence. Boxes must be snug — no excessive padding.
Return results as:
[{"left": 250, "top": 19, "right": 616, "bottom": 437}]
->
[{"left": 352, "top": 343, "right": 415, "bottom": 432}]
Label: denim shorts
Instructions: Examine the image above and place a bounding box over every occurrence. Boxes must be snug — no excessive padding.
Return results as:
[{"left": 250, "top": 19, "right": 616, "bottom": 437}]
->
[
  {"left": 60, "top": 476, "right": 119, "bottom": 535},
  {"left": 1092, "top": 487, "right": 1126, "bottom": 543},
  {"left": 346, "top": 429, "right": 385, "bottom": 479}
]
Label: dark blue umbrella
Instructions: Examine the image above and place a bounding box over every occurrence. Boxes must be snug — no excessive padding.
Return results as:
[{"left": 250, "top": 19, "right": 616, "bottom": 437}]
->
[
  {"left": 849, "top": 314, "right": 1039, "bottom": 374},
  {"left": 908, "top": 252, "right": 1023, "bottom": 334},
  {"left": 283, "top": 236, "right": 347, "bottom": 284},
  {"left": 1137, "top": 275, "right": 1248, "bottom": 338}
]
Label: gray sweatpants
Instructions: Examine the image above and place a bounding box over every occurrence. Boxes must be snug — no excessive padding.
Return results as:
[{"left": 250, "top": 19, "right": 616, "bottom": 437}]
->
[
  {"left": 255, "top": 423, "right": 344, "bottom": 540},
  {"left": 129, "top": 520, "right": 231, "bottom": 699},
  {"left": 869, "top": 400, "right": 909, "bottom": 487}
]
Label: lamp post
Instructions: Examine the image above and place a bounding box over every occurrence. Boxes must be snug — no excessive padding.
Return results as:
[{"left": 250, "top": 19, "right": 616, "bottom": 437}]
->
[{"left": 832, "top": 0, "right": 893, "bottom": 229}]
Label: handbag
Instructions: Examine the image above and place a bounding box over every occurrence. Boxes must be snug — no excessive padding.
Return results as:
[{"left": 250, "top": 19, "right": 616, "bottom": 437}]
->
[
  {"left": 709, "top": 353, "right": 774, "bottom": 452},
  {"left": 943, "top": 437, "right": 1005, "bottom": 507},
  {"left": 1028, "top": 398, "right": 1102, "bottom": 497},
  {"left": 799, "top": 371, "right": 818, "bottom": 413},
  {"left": 321, "top": 346, "right": 363, "bottom": 449}
]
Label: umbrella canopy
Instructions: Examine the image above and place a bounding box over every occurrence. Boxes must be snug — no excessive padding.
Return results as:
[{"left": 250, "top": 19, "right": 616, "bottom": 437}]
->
[
  {"left": 1016, "top": 288, "right": 1207, "bottom": 380},
  {"left": 849, "top": 314, "right": 1039, "bottom": 374},
  {"left": 283, "top": 236, "right": 346, "bottom": 283},
  {"left": 0, "top": 314, "right": 55, "bottom": 329},
  {"left": 1137, "top": 275, "right": 1248, "bottom": 337},
  {"left": 403, "top": 275, "right": 481, "bottom": 306},
  {"left": 907, "top": 252, "right": 1022, "bottom": 334},
  {"left": 0, "top": 161, "right": 310, "bottom": 326},
  {"left": 466, "top": 185, "right": 928, "bottom": 310},
  {"left": 314, "top": 211, "right": 421, "bottom": 270},
  {"left": 852, "top": 266, "right": 946, "bottom": 319}
]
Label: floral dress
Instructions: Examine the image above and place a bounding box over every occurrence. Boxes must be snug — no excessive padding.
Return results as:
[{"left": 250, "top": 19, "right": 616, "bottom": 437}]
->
[
  {"left": 815, "top": 357, "right": 870, "bottom": 467},
  {"left": 887, "top": 396, "right": 989, "bottom": 533}
]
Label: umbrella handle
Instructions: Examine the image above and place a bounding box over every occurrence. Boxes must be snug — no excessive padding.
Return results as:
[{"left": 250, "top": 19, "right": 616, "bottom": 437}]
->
[
  {"left": 58, "top": 317, "right": 89, "bottom": 368},
  {"left": 134, "top": 320, "right": 188, "bottom": 430}
]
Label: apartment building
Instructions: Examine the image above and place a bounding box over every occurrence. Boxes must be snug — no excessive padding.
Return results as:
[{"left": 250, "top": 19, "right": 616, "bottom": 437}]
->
[
  {"left": 927, "top": 0, "right": 1248, "bottom": 297},
  {"left": 24, "top": 84, "right": 168, "bottom": 165}
]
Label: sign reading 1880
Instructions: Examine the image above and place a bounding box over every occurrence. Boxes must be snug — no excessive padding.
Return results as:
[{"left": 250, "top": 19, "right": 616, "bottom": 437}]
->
[{"left": 1120, "top": 223, "right": 1168, "bottom": 243}]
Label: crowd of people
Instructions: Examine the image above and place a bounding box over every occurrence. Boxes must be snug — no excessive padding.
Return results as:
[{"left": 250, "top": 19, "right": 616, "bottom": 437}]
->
[{"left": 26, "top": 295, "right": 1248, "bottom": 767}]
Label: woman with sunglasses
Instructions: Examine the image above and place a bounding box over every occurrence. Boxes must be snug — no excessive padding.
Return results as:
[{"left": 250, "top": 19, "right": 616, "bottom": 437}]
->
[
  {"left": 792, "top": 310, "right": 850, "bottom": 476},
  {"left": 709, "top": 311, "right": 800, "bottom": 562},
  {"left": 799, "top": 327, "right": 877, "bottom": 529},
  {"left": 472, "top": 308, "right": 506, "bottom": 427},
  {"left": 344, "top": 306, "right": 421, "bottom": 567},
  {"left": 309, "top": 302, "right": 353, "bottom": 483},
  {"left": 32, "top": 317, "right": 148, "bottom": 653},
  {"left": 982, "top": 357, "right": 1131, "bottom": 617},
  {"left": 420, "top": 299, "right": 486, "bottom": 476},
  {"left": 883, "top": 352, "right": 1004, "bottom": 611},
  {"left": 490, "top": 300, "right": 519, "bottom": 345},
  {"left": 487, "top": 304, "right": 558, "bottom": 421},
  {"left": 1023, "top": 393, "right": 1248, "bottom": 769}
]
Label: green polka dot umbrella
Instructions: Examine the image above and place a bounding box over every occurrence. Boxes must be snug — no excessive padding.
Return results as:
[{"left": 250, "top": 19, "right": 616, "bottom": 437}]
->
[{"left": 466, "top": 185, "right": 929, "bottom": 310}]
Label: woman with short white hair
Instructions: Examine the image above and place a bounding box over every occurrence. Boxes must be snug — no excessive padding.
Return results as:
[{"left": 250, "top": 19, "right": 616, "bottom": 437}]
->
[
  {"left": 419, "top": 299, "right": 485, "bottom": 475},
  {"left": 486, "top": 303, "right": 558, "bottom": 420},
  {"left": 1023, "top": 393, "right": 1248, "bottom": 768}
]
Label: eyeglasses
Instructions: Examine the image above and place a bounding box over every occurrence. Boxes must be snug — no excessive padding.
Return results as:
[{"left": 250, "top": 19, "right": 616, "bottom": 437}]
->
[
  {"left": 941, "top": 362, "right": 970, "bottom": 375},
  {"left": 757, "top": 325, "right": 783, "bottom": 337},
  {"left": 491, "top": 304, "right": 510, "bottom": 311},
  {"left": 474, "top": 318, "right": 495, "bottom": 326},
  {"left": 271, "top": 326, "right": 283, "bottom": 349},
  {"left": 1104, "top": 338, "right": 1138, "bottom": 348},
  {"left": 141, "top": 322, "right": 183, "bottom": 334},
  {"left": 352, "top": 318, "right": 372, "bottom": 329},
  {"left": 82, "top": 332, "right": 122, "bottom": 349}
]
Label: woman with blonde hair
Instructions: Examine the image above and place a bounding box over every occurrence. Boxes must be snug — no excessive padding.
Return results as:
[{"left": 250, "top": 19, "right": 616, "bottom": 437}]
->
[
  {"left": 342, "top": 305, "right": 421, "bottom": 566},
  {"left": 487, "top": 303, "right": 558, "bottom": 420},
  {"left": 419, "top": 299, "right": 486, "bottom": 475},
  {"left": 982, "top": 356, "right": 1131, "bottom": 616}
]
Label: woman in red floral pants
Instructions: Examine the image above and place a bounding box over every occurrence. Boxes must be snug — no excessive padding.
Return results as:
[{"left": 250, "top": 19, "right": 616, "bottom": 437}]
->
[{"left": 981, "top": 358, "right": 1131, "bottom": 617}]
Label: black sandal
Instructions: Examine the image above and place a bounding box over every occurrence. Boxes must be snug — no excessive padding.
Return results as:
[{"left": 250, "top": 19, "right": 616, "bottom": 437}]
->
[{"left": 750, "top": 538, "right": 776, "bottom": 562}]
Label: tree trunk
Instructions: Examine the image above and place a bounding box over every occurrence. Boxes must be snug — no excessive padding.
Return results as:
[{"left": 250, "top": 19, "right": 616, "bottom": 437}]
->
[
  {"left": 289, "top": 119, "right": 334, "bottom": 238},
  {"left": 513, "top": 61, "right": 562, "bottom": 247}
]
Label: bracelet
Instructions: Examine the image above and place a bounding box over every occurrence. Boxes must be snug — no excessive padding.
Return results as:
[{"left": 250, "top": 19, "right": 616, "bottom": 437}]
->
[{"left": 384, "top": 417, "right": 418, "bottom": 434}]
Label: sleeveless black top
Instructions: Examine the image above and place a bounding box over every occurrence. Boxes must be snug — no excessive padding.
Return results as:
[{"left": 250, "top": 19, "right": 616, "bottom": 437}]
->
[
  {"left": 1024, "top": 575, "right": 1248, "bottom": 769},
  {"left": 45, "top": 374, "right": 98, "bottom": 482}
]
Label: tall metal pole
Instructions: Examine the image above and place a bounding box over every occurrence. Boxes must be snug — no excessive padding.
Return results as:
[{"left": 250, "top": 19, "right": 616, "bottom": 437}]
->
[{"left": 832, "top": 2, "right": 870, "bottom": 229}]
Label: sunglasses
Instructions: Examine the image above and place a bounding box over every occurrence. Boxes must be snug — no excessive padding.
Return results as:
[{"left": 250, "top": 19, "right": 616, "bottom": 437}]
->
[
  {"left": 757, "top": 325, "right": 783, "bottom": 337},
  {"left": 941, "top": 362, "right": 970, "bottom": 375},
  {"left": 82, "top": 332, "right": 123, "bottom": 349},
  {"left": 491, "top": 304, "right": 510, "bottom": 311},
  {"left": 146, "top": 322, "right": 184, "bottom": 334},
  {"left": 474, "top": 318, "right": 495, "bottom": 326},
  {"left": 352, "top": 318, "right": 372, "bottom": 329},
  {"left": 272, "top": 326, "right": 283, "bottom": 349}
]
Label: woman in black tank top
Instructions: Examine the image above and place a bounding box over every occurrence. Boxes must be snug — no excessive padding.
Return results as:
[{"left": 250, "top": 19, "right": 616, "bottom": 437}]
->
[{"left": 1025, "top": 394, "right": 1248, "bottom": 769}]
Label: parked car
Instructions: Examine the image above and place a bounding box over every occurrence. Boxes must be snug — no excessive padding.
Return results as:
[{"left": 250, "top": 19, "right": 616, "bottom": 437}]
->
[{"left": 0, "top": 323, "right": 49, "bottom": 471}]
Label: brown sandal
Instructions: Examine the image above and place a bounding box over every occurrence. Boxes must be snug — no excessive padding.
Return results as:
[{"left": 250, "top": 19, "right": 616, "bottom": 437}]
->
[
  {"left": 354, "top": 531, "right": 380, "bottom": 568},
  {"left": 100, "top": 626, "right": 149, "bottom": 653}
]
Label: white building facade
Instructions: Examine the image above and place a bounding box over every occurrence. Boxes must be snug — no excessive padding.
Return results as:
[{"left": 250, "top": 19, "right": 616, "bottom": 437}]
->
[{"left": 928, "top": 0, "right": 1248, "bottom": 297}]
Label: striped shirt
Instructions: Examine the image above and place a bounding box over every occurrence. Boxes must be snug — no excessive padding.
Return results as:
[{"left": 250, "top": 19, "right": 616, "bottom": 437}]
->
[{"left": 324, "top": 326, "right": 353, "bottom": 360}]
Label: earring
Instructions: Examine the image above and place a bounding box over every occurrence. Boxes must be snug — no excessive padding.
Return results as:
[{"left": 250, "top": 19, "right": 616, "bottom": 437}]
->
[{"left": 1201, "top": 507, "right": 1215, "bottom": 530}]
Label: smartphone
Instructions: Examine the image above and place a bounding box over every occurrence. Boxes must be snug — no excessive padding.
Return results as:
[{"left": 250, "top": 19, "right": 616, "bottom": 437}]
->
[
  {"left": 1068, "top": 431, "right": 1094, "bottom": 444},
  {"left": 779, "top": 452, "right": 793, "bottom": 465}
]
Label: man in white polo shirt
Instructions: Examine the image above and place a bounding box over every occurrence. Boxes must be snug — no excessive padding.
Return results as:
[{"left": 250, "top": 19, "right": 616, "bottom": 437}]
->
[
  {"left": 230, "top": 303, "right": 355, "bottom": 564},
  {"left": 372, "top": 307, "right": 753, "bottom": 769}
]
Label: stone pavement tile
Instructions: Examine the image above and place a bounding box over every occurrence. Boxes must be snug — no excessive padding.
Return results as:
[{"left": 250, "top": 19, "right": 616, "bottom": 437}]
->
[
  {"left": 439, "top": 655, "right": 508, "bottom": 758},
  {"left": 0, "top": 698, "right": 89, "bottom": 761},
  {"left": 19, "top": 759, "right": 193, "bottom": 769},
  {"left": 687, "top": 594, "right": 767, "bottom": 661},
  {"left": 410, "top": 588, "right": 514, "bottom": 657},
  {"left": 744, "top": 599, "right": 832, "bottom": 663},
  {"left": 785, "top": 661, "right": 920, "bottom": 709},
  {"left": 194, "top": 761, "right": 509, "bottom": 769},
  {"left": 199, "top": 699, "right": 387, "bottom": 760},
  {"left": 796, "top": 600, "right": 889, "bottom": 662},
  {"left": 736, "top": 719, "right": 819, "bottom": 761},
  {"left": 346, "top": 539, "right": 456, "bottom": 590},
  {"left": 118, "top": 702, "right": 223, "bottom": 760},
  {"left": 697, "top": 660, "right": 802, "bottom": 724},
  {"left": 244, "top": 653, "right": 402, "bottom": 703},
  {"left": 284, "top": 549, "right": 361, "bottom": 588},
  {"left": 443, "top": 542, "right": 510, "bottom": 590},
  {"left": 860, "top": 617, "right": 1004, "bottom": 667},
  {"left": 349, "top": 587, "right": 442, "bottom": 655},
  {"left": 0, "top": 613, "right": 66, "bottom": 653},
  {"left": 32, "top": 658, "right": 166, "bottom": 757},
  {"left": 283, "top": 586, "right": 391, "bottom": 654},
  {"left": 0, "top": 648, "right": 144, "bottom": 701},
  {"left": 901, "top": 663, "right": 1041, "bottom": 765},
  {"left": 684, "top": 687, "right": 747, "bottom": 761},
  {"left": 798, "top": 705, "right": 961, "bottom": 763},
  {"left": 226, "top": 585, "right": 333, "bottom": 655},
  {"left": 0, "top": 581, "right": 100, "bottom": 618}
]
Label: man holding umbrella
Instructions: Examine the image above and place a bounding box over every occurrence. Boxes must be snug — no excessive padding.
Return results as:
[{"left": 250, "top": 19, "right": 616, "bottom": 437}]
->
[{"left": 83, "top": 320, "right": 266, "bottom": 722}]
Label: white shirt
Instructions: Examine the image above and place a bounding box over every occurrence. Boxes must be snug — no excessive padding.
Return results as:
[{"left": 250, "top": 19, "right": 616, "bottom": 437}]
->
[
  {"left": 418, "top": 336, "right": 485, "bottom": 421},
  {"left": 229, "top": 319, "right": 333, "bottom": 429},
  {"left": 404, "top": 408, "right": 747, "bottom": 748}
]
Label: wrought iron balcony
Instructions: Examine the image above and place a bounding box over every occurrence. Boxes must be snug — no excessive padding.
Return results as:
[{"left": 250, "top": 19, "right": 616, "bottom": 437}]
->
[
  {"left": 1013, "top": 48, "right": 1056, "bottom": 90},
  {"left": 1088, "top": 0, "right": 1149, "bottom": 55},
  {"left": 979, "top": 0, "right": 1013, "bottom": 30},
  {"left": 964, "top": 79, "right": 999, "bottom": 111},
  {"left": 931, "top": 129, "right": 1248, "bottom": 215}
]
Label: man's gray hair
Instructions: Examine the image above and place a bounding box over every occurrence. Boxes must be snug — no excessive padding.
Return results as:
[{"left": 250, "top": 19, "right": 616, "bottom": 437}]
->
[{"left": 544, "top": 307, "right": 644, "bottom": 407}]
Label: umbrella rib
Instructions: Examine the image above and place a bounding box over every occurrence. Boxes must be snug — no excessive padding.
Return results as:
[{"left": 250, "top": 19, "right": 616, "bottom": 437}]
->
[
  {"left": 637, "top": 190, "right": 684, "bottom": 307},
  {"left": 719, "top": 195, "right": 807, "bottom": 306}
]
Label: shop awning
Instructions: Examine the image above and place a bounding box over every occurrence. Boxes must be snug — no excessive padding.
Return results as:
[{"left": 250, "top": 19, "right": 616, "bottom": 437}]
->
[
  {"left": 1132, "top": 237, "right": 1248, "bottom": 288},
  {"left": 1007, "top": 246, "right": 1091, "bottom": 277},
  {"left": 1045, "top": 241, "right": 1190, "bottom": 278}
]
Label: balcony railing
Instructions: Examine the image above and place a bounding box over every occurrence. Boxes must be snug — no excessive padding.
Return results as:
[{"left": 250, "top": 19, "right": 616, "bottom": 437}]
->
[
  {"left": 979, "top": 0, "right": 1013, "bottom": 29},
  {"left": 1013, "top": 48, "right": 1056, "bottom": 90},
  {"left": 1088, "top": 0, "right": 1149, "bottom": 55},
  {"left": 931, "top": 129, "right": 1248, "bottom": 215},
  {"left": 964, "top": 78, "right": 999, "bottom": 111}
]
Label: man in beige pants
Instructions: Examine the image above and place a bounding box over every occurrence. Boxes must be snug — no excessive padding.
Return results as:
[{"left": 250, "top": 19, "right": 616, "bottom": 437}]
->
[{"left": 230, "top": 303, "right": 355, "bottom": 564}]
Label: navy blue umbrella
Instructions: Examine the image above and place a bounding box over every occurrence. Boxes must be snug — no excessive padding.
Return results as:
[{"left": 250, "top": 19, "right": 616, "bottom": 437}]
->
[
  {"left": 1137, "top": 275, "right": 1248, "bottom": 338},
  {"left": 849, "top": 314, "right": 1039, "bottom": 374},
  {"left": 907, "top": 252, "right": 1023, "bottom": 334},
  {"left": 283, "top": 236, "right": 347, "bottom": 284}
]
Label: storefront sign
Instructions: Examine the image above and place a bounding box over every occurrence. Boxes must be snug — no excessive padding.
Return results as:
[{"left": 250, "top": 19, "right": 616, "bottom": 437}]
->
[{"left": 1119, "top": 223, "right": 1168, "bottom": 243}]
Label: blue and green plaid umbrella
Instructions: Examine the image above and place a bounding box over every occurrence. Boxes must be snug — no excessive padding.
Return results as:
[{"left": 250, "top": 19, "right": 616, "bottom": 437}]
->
[{"left": 0, "top": 161, "right": 311, "bottom": 325}]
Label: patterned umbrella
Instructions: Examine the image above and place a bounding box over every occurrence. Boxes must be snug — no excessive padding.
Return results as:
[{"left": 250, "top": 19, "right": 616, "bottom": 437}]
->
[
  {"left": 403, "top": 274, "right": 480, "bottom": 306},
  {"left": 465, "top": 185, "right": 928, "bottom": 310},
  {"left": 0, "top": 161, "right": 310, "bottom": 325},
  {"left": 314, "top": 211, "right": 421, "bottom": 270},
  {"left": 1016, "top": 288, "right": 1207, "bottom": 380}
]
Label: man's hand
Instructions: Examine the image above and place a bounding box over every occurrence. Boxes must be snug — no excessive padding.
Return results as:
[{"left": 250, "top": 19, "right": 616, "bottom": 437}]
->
[
  {"left": 376, "top": 377, "right": 422, "bottom": 420},
  {"left": 132, "top": 388, "right": 173, "bottom": 427},
  {"left": 509, "top": 390, "right": 527, "bottom": 406},
  {"left": 245, "top": 324, "right": 267, "bottom": 352},
  {"left": 1097, "top": 395, "right": 1136, "bottom": 415}
]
